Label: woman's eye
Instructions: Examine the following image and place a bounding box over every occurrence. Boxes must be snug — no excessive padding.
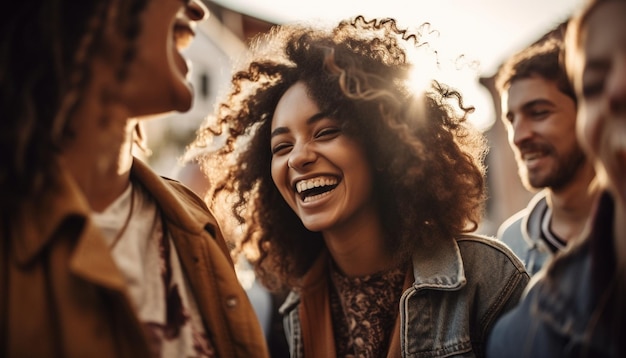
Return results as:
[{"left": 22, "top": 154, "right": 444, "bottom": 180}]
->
[
  {"left": 582, "top": 82, "right": 604, "bottom": 98},
  {"left": 271, "top": 143, "right": 292, "bottom": 155},
  {"left": 530, "top": 110, "right": 549, "bottom": 118},
  {"left": 316, "top": 127, "right": 341, "bottom": 139}
]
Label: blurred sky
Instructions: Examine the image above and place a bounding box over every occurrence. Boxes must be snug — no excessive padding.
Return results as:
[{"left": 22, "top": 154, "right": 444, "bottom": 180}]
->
[{"left": 210, "top": 0, "right": 585, "bottom": 130}]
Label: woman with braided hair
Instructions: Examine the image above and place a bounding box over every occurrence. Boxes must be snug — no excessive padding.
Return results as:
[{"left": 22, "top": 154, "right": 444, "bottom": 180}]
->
[
  {"left": 190, "top": 16, "right": 529, "bottom": 357},
  {"left": 0, "top": 1, "right": 268, "bottom": 357}
]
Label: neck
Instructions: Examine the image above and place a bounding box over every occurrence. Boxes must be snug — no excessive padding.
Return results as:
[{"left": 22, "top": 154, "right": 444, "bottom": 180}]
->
[
  {"left": 60, "top": 92, "right": 136, "bottom": 212},
  {"left": 323, "top": 208, "right": 395, "bottom": 277},
  {"left": 548, "top": 164, "right": 598, "bottom": 243}
]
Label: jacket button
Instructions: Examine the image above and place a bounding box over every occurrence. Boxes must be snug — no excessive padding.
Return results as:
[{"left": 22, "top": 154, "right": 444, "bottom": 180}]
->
[{"left": 226, "top": 296, "right": 238, "bottom": 308}]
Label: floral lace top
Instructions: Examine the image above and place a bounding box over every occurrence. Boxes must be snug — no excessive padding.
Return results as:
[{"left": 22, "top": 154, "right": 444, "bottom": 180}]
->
[{"left": 329, "top": 264, "right": 406, "bottom": 358}]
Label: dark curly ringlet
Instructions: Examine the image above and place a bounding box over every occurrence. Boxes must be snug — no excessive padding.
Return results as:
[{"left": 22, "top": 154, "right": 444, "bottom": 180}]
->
[
  {"left": 0, "top": 0, "right": 148, "bottom": 217},
  {"left": 192, "top": 16, "right": 488, "bottom": 291}
]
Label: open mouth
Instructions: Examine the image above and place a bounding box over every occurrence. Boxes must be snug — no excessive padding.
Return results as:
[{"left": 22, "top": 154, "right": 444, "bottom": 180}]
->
[
  {"left": 173, "top": 21, "right": 194, "bottom": 50},
  {"left": 295, "top": 176, "right": 340, "bottom": 202},
  {"left": 519, "top": 142, "right": 551, "bottom": 163},
  {"left": 171, "top": 21, "right": 195, "bottom": 76},
  {"left": 522, "top": 150, "right": 546, "bottom": 161}
]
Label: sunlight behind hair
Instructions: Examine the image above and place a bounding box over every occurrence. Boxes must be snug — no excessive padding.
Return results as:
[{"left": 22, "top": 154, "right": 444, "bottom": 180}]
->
[
  {"left": 211, "top": 0, "right": 585, "bottom": 132},
  {"left": 404, "top": 26, "right": 490, "bottom": 131}
]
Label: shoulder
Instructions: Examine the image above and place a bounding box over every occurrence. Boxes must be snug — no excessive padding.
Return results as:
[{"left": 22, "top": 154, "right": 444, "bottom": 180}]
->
[
  {"left": 456, "top": 234, "right": 530, "bottom": 297},
  {"left": 529, "top": 240, "right": 596, "bottom": 327},
  {"left": 540, "top": 238, "right": 591, "bottom": 294},
  {"left": 457, "top": 234, "right": 527, "bottom": 272},
  {"left": 496, "top": 211, "right": 528, "bottom": 256},
  {"left": 496, "top": 210, "right": 525, "bottom": 240},
  {"left": 497, "top": 192, "right": 548, "bottom": 237},
  {"left": 131, "top": 157, "right": 211, "bottom": 216},
  {"left": 456, "top": 235, "right": 531, "bottom": 337},
  {"left": 497, "top": 192, "right": 548, "bottom": 249},
  {"left": 161, "top": 176, "right": 212, "bottom": 211},
  {"left": 161, "top": 176, "right": 227, "bottom": 235},
  {"left": 487, "top": 240, "right": 594, "bottom": 357}
]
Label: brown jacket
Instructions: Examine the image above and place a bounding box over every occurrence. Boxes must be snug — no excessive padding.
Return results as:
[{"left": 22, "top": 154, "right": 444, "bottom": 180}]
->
[{"left": 0, "top": 159, "right": 269, "bottom": 358}]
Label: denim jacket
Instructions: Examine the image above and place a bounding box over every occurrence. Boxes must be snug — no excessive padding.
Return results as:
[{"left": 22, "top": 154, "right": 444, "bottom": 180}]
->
[
  {"left": 487, "top": 192, "right": 619, "bottom": 358},
  {"left": 280, "top": 234, "right": 529, "bottom": 357}
]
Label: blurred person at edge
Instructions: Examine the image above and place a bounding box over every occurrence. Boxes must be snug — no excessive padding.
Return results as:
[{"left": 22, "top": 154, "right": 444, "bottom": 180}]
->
[
  {"left": 189, "top": 15, "right": 530, "bottom": 357},
  {"left": 495, "top": 38, "right": 597, "bottom": 276},
  {"left": 0, "top": 1, "right": 269, "bottom": 357},
  {"left": 487, "top": 0, "right": 626, "bottom": 356}
]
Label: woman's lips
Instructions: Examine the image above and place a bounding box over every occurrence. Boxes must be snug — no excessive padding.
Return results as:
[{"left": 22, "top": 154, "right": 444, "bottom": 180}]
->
[
  {"left": 174, "top": 23, "right": 194, "bottom": 50},
  {"left": 172, "top": 22, "right": 195, "bottom": 76}
]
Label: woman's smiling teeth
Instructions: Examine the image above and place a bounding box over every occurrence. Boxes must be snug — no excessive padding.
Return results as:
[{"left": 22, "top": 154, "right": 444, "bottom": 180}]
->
[{"left": 295, "top": 176, "right": 339, "bottom": 202}]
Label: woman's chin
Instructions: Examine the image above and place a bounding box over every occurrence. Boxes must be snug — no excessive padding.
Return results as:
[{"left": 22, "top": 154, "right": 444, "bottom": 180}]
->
[
  {"left": 126, "top": 84, "right": 193, "bottom": 117},
  {"left": 170, "top": 80, "right": 194, "bottom": 112}
]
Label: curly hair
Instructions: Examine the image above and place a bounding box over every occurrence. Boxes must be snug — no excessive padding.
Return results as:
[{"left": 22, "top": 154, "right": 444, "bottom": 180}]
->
[
  {"left": 496, "top": 38, "right": 576, "bottom": 103},
  {"left": 192, "top": 16, "right": 488, "bottom": 291},
  {"left": 0, "top": 0, "right": 148, "bottom": 216}
]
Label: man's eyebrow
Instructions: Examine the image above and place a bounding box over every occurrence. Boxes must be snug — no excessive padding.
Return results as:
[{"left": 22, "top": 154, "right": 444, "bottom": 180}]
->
[
  {"left": 270, "top": 112, "right": 329, "bottom": 138},
  {"left": 520, "top": 99, "right": 555, "bottom": 111}
]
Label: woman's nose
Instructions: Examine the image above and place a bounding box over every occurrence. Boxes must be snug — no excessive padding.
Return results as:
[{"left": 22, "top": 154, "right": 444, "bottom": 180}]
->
[
  {"left": 287, "top": 143, "right": 317, "bottom": 170},
  {"left": 185, "top": 0, "right": 208, "bottom": 22},
  {"left": 607, "top": 55, "right": 626, "bottom": 114}
]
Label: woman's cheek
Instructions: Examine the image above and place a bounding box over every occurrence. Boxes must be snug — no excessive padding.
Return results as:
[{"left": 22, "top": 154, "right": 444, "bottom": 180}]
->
[{"left": 577, "top": 103, "right": 602, "bottom": 158}]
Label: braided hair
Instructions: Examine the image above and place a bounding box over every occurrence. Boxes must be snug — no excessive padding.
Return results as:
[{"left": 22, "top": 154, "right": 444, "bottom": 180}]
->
[{"left": 0, "top": 0, "right": 148, "bottom": 217}]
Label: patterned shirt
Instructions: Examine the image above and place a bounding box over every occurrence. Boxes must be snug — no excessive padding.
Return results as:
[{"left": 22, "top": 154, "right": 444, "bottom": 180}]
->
[{"left": 329, "top": 263, "right": 406, "bottom": 358}]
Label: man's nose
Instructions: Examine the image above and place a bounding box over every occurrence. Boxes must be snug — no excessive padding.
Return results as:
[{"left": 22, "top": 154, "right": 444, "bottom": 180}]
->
[{"left": 511, "top": 117, "right": 533, "bottom": 148}]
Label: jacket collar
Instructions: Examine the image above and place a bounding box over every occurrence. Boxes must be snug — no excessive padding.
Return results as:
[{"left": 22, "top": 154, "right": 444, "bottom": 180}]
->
[
  {"left": 282, "top": 234, "right": 470, "bottom": 306},
  {"left": 13, "top": 157, "right": 222, "bottom": 289},
  {"left": 130, "top": 158, "right": 231, "bottom": 263},
  {"left": 521, "top": 190, "right": 549, "bottom": 247},
  {"left": 291, "top": 250, "right": 409, "bottom": 358},
  {"left": 410, "top": 235, "right": 467, "bottom": 291},
  {"left": 14, "top": 160, "right": 92, "bottom": 266},
  {"left": 12, "top": 160, "right": 128, "bottom": 290},
  {"left": 279, "top": 250, "right": 331, "bottom": 314},
  {"left": 282, "top": 244, "right": 453, "bottom": 358},
  {"left": 130, "top": 158, "right": 217, "bottom": 236},
  {"left": 297, "top": 251, "right": 336, "bottom": 358}
]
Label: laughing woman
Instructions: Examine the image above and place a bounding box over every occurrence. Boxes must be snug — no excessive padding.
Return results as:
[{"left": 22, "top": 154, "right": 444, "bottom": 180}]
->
[
  {"left": 191, "top": 16, "right": 529, "bottom": 357},
  {"left": 0, "top": 0, "right": 268, "bottom": 357}
]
